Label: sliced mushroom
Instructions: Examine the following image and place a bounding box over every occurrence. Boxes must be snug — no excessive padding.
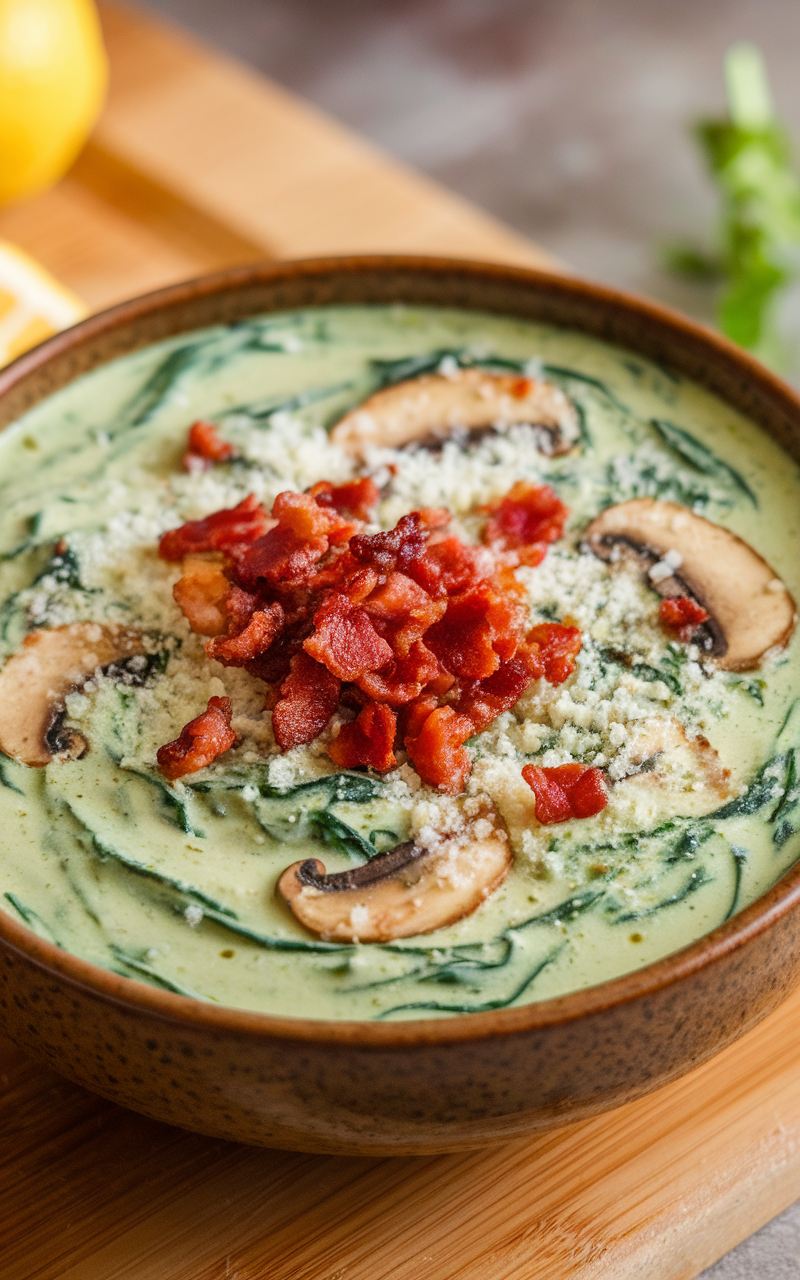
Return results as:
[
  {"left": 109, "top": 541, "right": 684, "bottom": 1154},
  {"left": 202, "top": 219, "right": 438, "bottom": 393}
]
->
[
  {"left": 330, "top": 369, "right": 580, "bottom": 459},
  {"left": 0, "top": 623, "right": 145, "bottom": 766},
  {"left": 277, "top": 815, "right": 512, "bottom": 942},
  {"left": 621, "top": 718, "right": 735, "bottom": 812},
  {"left": 583, "top": 498, "right": 796, "bottom": 670}
]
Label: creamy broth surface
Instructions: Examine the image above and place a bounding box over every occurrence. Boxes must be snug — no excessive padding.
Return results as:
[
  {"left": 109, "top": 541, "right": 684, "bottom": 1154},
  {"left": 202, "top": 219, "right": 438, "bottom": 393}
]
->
[{"left": 1, "top": 304, "right": 799, "bottom": 1019}]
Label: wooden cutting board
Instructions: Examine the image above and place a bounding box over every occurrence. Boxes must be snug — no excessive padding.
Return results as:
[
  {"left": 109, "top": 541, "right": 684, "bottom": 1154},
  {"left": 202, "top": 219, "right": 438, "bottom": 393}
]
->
[{"left": 1, "top": 7, "right": 798, "bottom": 1277}]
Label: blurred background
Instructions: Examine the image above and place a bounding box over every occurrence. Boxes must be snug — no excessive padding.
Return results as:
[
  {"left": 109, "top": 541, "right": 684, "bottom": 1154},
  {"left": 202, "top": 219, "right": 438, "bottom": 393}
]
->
[{"left": 144, "top": 0, "right": 800, "bottom": 334}]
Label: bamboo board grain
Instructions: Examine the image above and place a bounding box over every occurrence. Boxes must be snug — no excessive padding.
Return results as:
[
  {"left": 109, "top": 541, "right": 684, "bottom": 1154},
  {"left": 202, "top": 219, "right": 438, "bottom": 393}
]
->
[{"left": 0, "top": 6, "right": 797, "bottom": 1278}]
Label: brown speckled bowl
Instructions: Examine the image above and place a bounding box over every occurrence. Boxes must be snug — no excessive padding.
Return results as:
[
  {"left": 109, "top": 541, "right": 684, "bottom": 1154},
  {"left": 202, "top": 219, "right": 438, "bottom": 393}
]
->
[{"left": 2, "top": 256, "right": 800, "bottom": 1156}]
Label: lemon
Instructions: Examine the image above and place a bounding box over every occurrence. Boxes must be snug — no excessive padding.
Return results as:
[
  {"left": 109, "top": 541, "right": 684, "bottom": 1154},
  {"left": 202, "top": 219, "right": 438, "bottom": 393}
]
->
[
  {"left": 0, "top": 239, "right": 86, "bottom": 365},
  {"left": 0, "top": 0, "right": 108, "bottom": 206}
]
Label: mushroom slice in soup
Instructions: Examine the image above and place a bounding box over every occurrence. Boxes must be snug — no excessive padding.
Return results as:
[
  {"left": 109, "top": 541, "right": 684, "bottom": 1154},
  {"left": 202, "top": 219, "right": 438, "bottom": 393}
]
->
[
  {"left": 0, "top": 623, "right": 145, "bottom": 766},
  {"left": 621, "top": 718, "right": 736, "bottom": 814},
  {"left": 330, "top": 369, "right": 580, "bottom": 459},
  {"left": 277, "top": 813, "right": 512, "bottom": 943},
  {"left": 583, "top": 498, "right": 796, "bottom": 670}
]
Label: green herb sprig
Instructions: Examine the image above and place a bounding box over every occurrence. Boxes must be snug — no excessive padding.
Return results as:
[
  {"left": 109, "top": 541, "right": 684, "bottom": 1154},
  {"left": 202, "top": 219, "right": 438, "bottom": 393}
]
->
[{"left": 666, "top": 43, "right": 800, "bottom": 364}]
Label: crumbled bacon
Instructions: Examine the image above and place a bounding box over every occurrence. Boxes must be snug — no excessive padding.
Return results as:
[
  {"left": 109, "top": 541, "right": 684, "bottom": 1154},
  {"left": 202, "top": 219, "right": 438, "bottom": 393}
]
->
[
  {"left": 172, "top": 556, "right": 231, "bottom": 637},
  {"left": 309, "top": 477, "right": 380, "bottom": 521},
  {"left": 206, "top": 602, "right": 284, "bottom": 666},
  {"left": 522, "top": 762, "right": 608, "bottom": 825},
  {"left": 304, "top": 594, "right": 393, "bottom": 681},
  {"left": 523, "top": 623, "right": 582, "bottom": 685},
  {"left": 362, "top": 571, "right": 446, "bottom": 657},
  {"left": 483, "top": 481, "right": 568, "bottom": 566},
  {"left": 405, "top": 706, "right": 474, "bottom": 795},
  {"left": 234, "top": 491, "right": 355, "bottom": 590},
  {"left": 157, "top": 696, "right": 237, "bottom": 780},
  {"left": 328, "top": 701, "right": 397, "bottom": 772},
  {"left": 425, "top": 583, "right": 522, "bottom": 680},
  {"left": 159, "top": 494, "right": 271, "bottom": 562},
  {"left": 455, "top": 656, "right": 533, "bottom": 734},
  {"left": 272, "top": 652, "right": 341, "bottom": 751},
  {"left": 156, "top": 476, "right": 592, "bottom": 800},
  {"left": 356, "top": 639, "right": 443, "bottom": 706},
  {"left": 184, "top": 420, "right": 234, "bottom": 471},
  {"left": 659, "top": 595, "right": 710, "bottom": 643}
]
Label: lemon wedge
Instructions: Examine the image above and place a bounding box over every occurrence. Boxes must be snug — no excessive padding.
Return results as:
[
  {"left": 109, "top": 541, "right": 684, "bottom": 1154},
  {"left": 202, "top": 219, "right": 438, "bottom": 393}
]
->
[{"left": 0, "top": 239, "right": 86, "bottom": 366}]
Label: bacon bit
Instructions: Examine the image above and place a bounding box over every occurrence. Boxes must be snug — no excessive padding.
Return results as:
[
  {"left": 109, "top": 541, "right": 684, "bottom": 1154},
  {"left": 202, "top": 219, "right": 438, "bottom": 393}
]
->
[
  {"left": 275, "top": 489, "right": 356, "bottom": 547},
  {"left": 400, "top": 692, "right": 440, "bottom": 742},
  {"left": 356, "top": 639, "right": 442, "bottom": 706},
  {"left": 206, "top": 602, "right": 284, "bottom": 666},
  {"left": 156, "top": 477, "right": 586, "bottom": 799},
  {"left": 328, "top": 701, "right": 397, "bottom": 772},
  {"left": 234, "top": 491, "right": 355, "bottom": 590},
  {"left": 410, "top": 535, "right": 483, "bottom": 596},
  {"left": 456, "top": 656, "right": 533, "bottom": 733},
  {"left": 223, "top": 585, "right": 261, "bottom": 634},
  {"left": 244, "top": 625, "right": 309, "bottom": 686},
  {"left": 159, "top": 494, "right": 271, "bottom": 562},
  {"left": 157, "top": 696, "right": 237, "bottom": 781},
  {"left": 362, "top": 571, "right": 446, "bottom": 657},
  {"left": 173, "top": 557, "right": 231, "bottom": 637},
  {"left": 483, "top": 481, "right": 568, "bottom": 566},
  {"left": 659, "top": 595, "right": 710, "bottom": 643},
  {"left": 309, "top": 477, "right": 380, "bottom": 521},
  {"left": 272, "top": 652, "right": 341, "bottom": 751},
  {"left": 524, "top": 623, "right": 582, "bottom": 684},
  {"left": 405, "top": 706, "right": 474, "bottom": 794},
  {"left": 425, "top": 584, "right": 522, "bottom": 680},
  {"left": 522, "top": 762, "right": 608, "bottom": 825},
  {"left": 570, "top": 767, "right": 610, "bottom": 818},
  {"left": 350, "top": 514, "right": 425, "bottom": 576},
  {"left": 416, "top": 507, "right": 451, "bottom": 530},
  {"left": 184, "top": 420, "right": 234, "bottom": 471},
  {"left": 511, "top": 377, "right": 533, "bottom": 398},
  {"left": 304, "top": 594, "right": 393, "bottom": 681}
]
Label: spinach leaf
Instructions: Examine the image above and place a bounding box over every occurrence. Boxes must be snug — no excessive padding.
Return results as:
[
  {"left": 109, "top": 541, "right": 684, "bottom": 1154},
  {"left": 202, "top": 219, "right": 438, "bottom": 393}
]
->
[
  {"left": 308, "top": 810, "right": 379, "bottom": 864},
  {"left": 608, "top": 866, "right": 712, "bottom": 923},
  {"left": 541, "top": 363, "right": 633, "bottom": 418},
  {"left": 374, "top": 941, "right": 566, "bottom": 1018},
  {"left": 228, "top": 381, "right": 353, "bottom": 424},
  {"left": 79, "top": 819, "right": 235, "bottom": 916},
  {"left": 0, "top": 753, "right": 23, "bottom": 795},
  {"left": 725, "top": 846, "right": 749, "bottom": 921},
  {"left": 710, "top": 751, "right": 790, "bottom": 819},
  {"left": 770, "top": 749, "right": 800, "bottom": 846},
  {"left": 510, "top": 887, "right": 606, "bottom": 932},
  {"left": 3, "top": 892, "right": 57, "bottom": 941},
  {"left": 110, "top": 945, "right": 210, "bottom": 999},
  {"left": 650, "top": 417, "right": 757, "bottom": 506},
  {"left": 370, "top": 349, "right": 467, "bottom": 387},
  {"left": 116, "top": 343, "right": 203, "bottom": 431}
]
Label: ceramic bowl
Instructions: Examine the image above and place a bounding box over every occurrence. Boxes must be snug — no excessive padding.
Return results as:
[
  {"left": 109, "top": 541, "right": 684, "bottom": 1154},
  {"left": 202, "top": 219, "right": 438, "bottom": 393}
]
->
[{"left": 2, "top": 256, "right": 800, "bottom": 1156}]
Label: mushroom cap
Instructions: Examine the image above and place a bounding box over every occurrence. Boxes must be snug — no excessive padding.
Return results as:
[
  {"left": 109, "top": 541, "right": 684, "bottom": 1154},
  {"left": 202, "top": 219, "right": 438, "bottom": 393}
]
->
[
  {"left": 622, "top": 718, "right": 736, "bottom": 815},
  {"left": 277, "top": 819, "right": 512, "bottom": 943},
  {"left": 583, "top": 498, "right": 796, "bottom": 671},
  {"left": 330, "top": 369, "right": 580, "bottom": 459},
  {"left": 0, "top": 623, "right": 145, "bottom": 766}
]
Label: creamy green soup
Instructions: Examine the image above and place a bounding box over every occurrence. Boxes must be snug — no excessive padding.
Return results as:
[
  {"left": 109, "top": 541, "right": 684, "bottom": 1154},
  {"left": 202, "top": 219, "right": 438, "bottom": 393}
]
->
[{"left": 1, "top": 304, "right": 799, "bottom": 1020}]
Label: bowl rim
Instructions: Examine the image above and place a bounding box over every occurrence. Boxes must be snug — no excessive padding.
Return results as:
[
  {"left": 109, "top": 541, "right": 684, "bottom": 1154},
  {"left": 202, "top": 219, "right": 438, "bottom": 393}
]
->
[{"left": 3, "top": 251, "right": 800, "bottom": 1049}]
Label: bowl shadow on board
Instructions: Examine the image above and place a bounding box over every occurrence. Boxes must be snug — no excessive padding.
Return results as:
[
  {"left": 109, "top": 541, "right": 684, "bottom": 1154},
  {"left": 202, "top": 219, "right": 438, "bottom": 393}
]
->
[{"left": 1, "top": 255, "right": 800, "bottom": 1156}]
